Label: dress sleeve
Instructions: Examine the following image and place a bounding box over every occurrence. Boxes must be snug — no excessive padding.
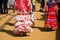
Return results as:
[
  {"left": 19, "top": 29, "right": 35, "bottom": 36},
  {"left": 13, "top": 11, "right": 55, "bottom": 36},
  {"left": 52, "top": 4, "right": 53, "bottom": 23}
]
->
[
  {"left": 14, "top": 0, "right": 21, "bottom": 10},
  {"left": 27, "top": 0, "right": 32, "bottom": 12}
]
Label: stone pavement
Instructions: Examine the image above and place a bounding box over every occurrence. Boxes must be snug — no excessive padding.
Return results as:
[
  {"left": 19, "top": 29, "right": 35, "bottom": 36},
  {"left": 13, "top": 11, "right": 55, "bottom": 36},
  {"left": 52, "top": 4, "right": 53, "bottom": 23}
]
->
[
  {"left": 0, "top": 2, "right": 60, "bottom": 40},
  {"left": 0, "top": 10, "right": 56, "bottom": 40}
]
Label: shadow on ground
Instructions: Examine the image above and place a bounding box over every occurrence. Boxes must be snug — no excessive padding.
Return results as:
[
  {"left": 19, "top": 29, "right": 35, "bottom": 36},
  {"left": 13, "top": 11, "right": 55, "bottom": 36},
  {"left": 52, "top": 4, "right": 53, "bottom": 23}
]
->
[
  {"left": 37, "top": 14, "right": 46, "bottom": 21},
  {"left": 5, "top": 22, "right": 14, "bottom": 26},
  {"left": 0, "top": 29, "right": 29, "bottom": 37},
  {"left": 32, "top": 26, "right": 54, "bottom": 32}
]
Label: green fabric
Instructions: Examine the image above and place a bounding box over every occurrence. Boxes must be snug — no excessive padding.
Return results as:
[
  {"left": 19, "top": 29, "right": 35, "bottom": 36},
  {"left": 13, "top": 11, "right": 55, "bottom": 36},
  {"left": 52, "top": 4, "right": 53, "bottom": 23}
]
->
[{"left": 32, "top": 0, "right": 36, "bottom": 5}]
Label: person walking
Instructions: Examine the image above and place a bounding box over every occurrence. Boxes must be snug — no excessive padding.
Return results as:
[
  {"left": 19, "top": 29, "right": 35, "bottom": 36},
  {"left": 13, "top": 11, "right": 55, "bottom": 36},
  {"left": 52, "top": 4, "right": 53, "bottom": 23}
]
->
[
  {"left": 13, "top": 0, "right": 35, "bottom": 36},
  {"left": 3, "top": 0, "right": 8, "bottom": 14},
  {"left": 44, "top": 0, "right": 59, "bottom": 31}
]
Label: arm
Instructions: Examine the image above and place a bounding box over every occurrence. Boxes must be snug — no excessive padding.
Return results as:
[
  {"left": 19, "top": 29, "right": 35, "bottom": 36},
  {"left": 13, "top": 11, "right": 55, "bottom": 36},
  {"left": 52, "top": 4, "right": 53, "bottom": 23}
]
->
[
  {"left": 54, "top": 0, "right": 59, "bottom": 15},
  {"left": 28, "top": 0, "right": 33, "bottom": 13}
]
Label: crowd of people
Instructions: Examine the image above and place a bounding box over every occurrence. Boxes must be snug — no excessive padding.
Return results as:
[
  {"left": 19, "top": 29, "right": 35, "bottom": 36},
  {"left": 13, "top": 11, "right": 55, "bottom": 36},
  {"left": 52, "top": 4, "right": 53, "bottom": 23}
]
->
[{"left": 0, "top": 0, "right": 60, "bottom": 36}]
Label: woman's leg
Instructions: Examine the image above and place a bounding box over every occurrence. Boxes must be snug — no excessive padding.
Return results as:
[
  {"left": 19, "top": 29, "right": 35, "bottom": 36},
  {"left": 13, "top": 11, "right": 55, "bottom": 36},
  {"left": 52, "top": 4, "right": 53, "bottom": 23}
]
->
[
  {"left": 0, "top": 0, "right": 3, "bottom": 13},
  {"left": 3, "top": 0, "right": 8, "bottom": 14}
]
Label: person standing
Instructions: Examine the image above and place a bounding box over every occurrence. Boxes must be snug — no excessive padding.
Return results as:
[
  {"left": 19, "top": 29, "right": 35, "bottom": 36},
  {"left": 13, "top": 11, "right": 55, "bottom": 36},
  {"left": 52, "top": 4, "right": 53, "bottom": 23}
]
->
[
  {"left": 0, "top": 0, "right": 3, "bottom": 14},
  {"left": 13, "top": 0, "right": 35, "bottom": 35},
  {"left": 44, "top": 0, "right": 59, "bottom": 31},
  {"left": 40, "top": 0, "right": 45, "bottom": 9},
  {"left": 8, "top": 0, "right": 14, "bottom": 9},
  {"left": 3, "top": 0, "right": 8, "bottom": 14}
]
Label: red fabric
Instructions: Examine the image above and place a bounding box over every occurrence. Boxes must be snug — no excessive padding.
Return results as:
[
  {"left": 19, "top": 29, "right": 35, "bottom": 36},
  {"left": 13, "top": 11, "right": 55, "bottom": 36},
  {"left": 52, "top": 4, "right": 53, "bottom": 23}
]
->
[
  {"left": 48, "top": 0, "right": 56, "bottom": 12},
  {"left": 44, "top": 0, "right": 58, "bottom": 29},
  {"left": 48, "top": 6, "right": 55, "bottom": 12},
  {"left": 44, "top": 0, "right": 57, "bottom": 12},
  {"left": 14, "top": 14, "right": 35, "bottom": 33},
  {"left": 15, "top": 0, "right": 32, "bottom": 14},
  {"left": 14, "top": 0, "right": 34, "bottom": 33}
]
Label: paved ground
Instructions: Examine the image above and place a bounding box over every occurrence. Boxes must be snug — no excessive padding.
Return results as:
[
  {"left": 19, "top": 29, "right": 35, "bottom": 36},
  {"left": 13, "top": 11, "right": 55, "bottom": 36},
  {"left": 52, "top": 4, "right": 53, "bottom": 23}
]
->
[
  {"left": 0, "top": 10, "right": 58, "bottom": 40},
  {"left": 0, "top": 2, "right": 60, "bottom": 40}
]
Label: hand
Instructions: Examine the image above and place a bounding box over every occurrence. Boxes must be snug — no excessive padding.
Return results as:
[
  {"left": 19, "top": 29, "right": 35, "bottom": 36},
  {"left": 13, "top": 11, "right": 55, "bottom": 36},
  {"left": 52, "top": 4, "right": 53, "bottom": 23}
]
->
[{"left": 54, "top": 5, "right": 59, "bottom": 11}]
